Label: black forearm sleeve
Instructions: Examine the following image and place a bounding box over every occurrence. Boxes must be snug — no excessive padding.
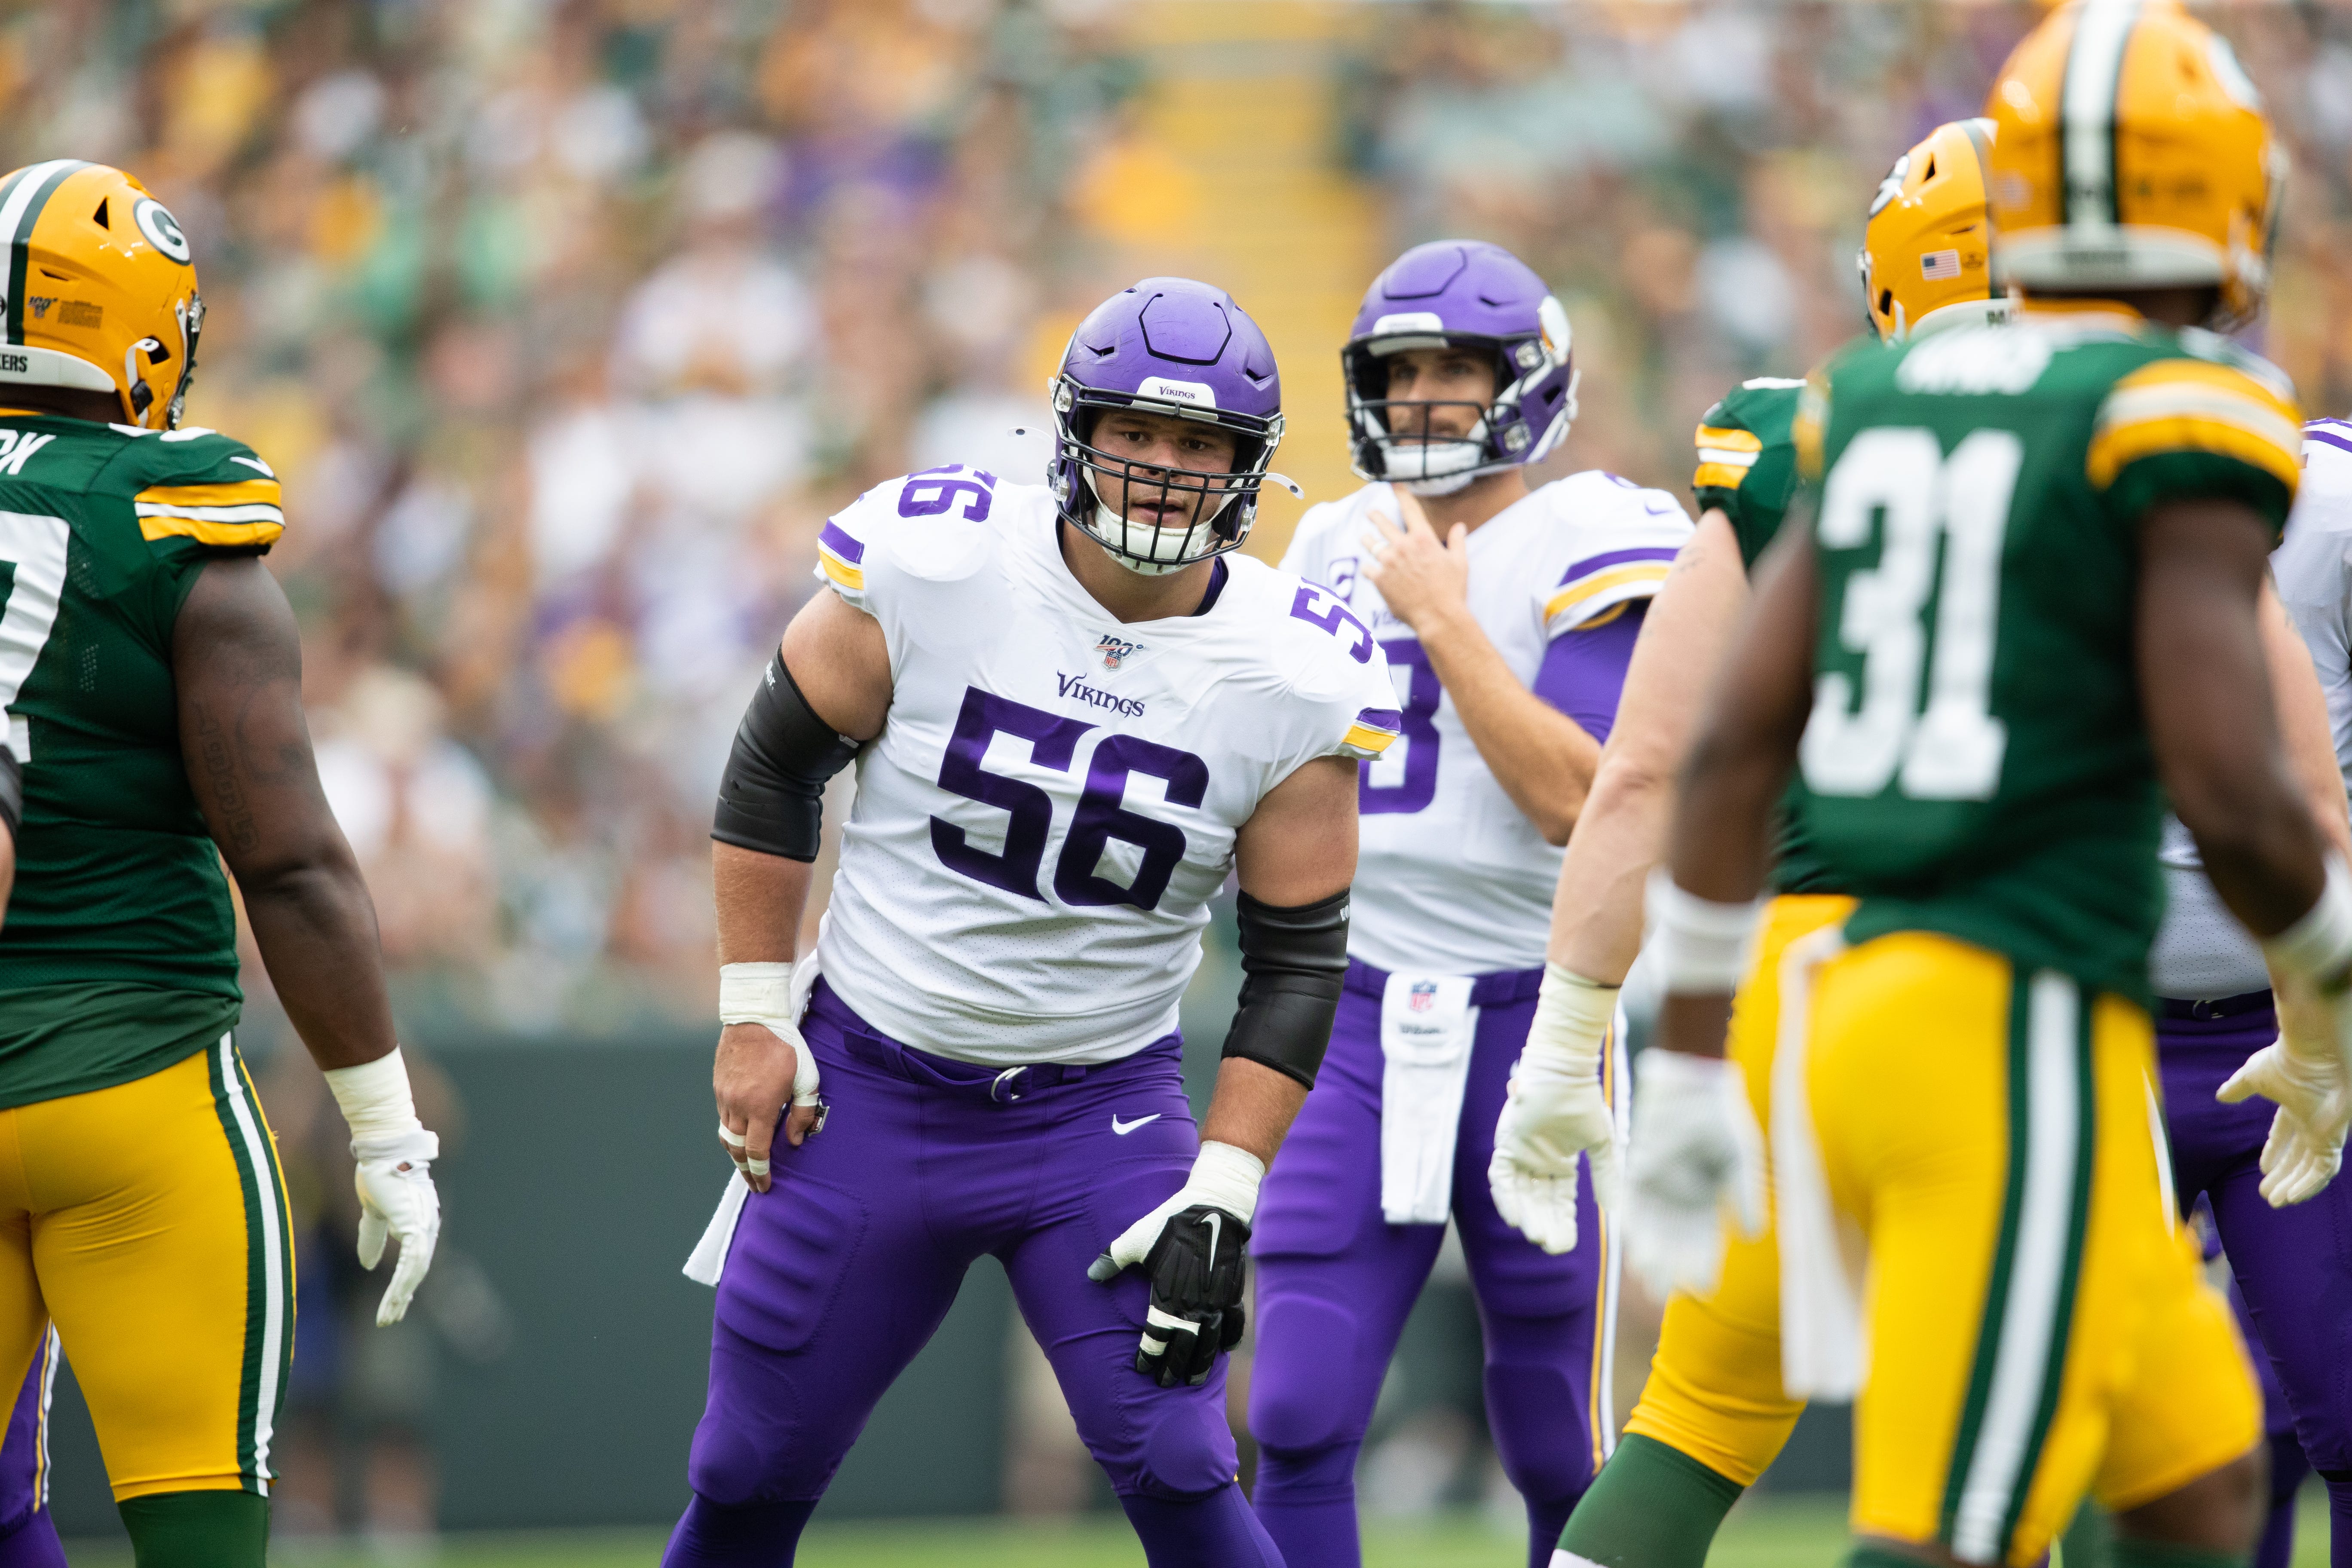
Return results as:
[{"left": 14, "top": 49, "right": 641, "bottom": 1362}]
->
[
  {"left": 1219, "top": 886, "right": 1351, "bottom": 1089},
  {"left": 0, "top": 748, "right": 20, "bottom": 841},
  {"left": 711, "top": 653, "right": 861, "bottom": 862}
]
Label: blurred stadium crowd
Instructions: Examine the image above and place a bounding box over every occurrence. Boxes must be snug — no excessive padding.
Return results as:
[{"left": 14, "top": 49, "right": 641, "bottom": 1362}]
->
[{"left": 10, "top": 0, "right": 2352, "bottom": 1039}]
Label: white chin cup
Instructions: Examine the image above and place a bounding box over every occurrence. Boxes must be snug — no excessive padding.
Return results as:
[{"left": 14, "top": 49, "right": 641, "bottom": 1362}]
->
[
  {"left": 1089, "top": 494, "right": 1217, "bottom": 577},
  {"left": 1401, "top": 469, "right": 1481, "bottom": 498},
  {"left": 1384, "top": 432, "right": 1485, "bottom": 487}
]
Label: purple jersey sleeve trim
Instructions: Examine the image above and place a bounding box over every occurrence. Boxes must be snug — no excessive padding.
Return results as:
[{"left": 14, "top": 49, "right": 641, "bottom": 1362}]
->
[
  {"left": 1555, "top": 545, "right": 1681, "bottom": 586},
  {"left": 1531, "top": 601, "right": 1646, "bottom": 744},
  {"left": 818, "top": 520, "right": 866, "bottom": 564},
  {"left": 2305, "top": 428, "right": 2352, "bottom": 459}
]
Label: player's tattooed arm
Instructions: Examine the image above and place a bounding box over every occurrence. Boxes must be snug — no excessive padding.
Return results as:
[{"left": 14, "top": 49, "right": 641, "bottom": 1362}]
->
[
  {"left": 2142, "top": 499, "right": 2330, "bottom": 934},
  {"left": 2260, "top": 580, "right": 2352, "bottom": 862},
  {"left": 174, "top": 557, "right": 399, "bottom": 1073},
  {"left": 710, "top": 590, "right": 891, "bottom": 1187},
  {"left": 1362, "top": 497, "right": 1599, "bottom": 844}
]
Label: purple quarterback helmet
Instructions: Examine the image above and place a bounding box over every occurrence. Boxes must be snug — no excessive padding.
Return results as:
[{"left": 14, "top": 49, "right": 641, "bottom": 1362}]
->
[
  {"left": 1342, "top": 240, "right": 1578, "bottom": 493},
  {"left": 1050, "top": 278, "right": 1289, "bottom": 575}
]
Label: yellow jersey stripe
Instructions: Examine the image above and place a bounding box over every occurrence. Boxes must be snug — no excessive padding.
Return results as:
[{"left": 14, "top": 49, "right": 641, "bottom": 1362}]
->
[
  {"left": 1544, "top": 562, "right": 1672, "bottom": 622},
  {"left": 134, "top": 502, "right": 284, "bottom": 525},
  {"left": 134, "top": 479, "right": 283, "bottom": 509},
  {"left": 818, "top": 549, "right": 865, "bottom": 591},
  {"left": 2096, "top": 385, "right": 2302, "bottom": 458},
  {"left": 1694, "top": 425, "right": 1762, "bottom": 454},
  {"left": 1341, "top": 723, "right": 1396, "bottom": 755},
  {"left": 139, "top": 514, "right": 285, "bottom": 548},
  {"left": 2087, "top": 414, "right": 2303, "bottom": 493},
  {"left": 1693, "top": 462, "right": 1752, "bottom": 491}
]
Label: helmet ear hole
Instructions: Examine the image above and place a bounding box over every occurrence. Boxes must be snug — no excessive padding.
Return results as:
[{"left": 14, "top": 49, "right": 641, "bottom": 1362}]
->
[
  {"left": 1878, "top": 289, "right": 1894, "bottom": 318},
  {"left": 92, "top": 198, "right": 107, "bottom": 228}
]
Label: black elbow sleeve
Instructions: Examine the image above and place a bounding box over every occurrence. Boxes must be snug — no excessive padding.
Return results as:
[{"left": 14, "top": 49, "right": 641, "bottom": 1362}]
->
[
  {"left": 0, "top": 747, "right": 21, "bottom": 841},
  {"left": 711, "top": 653, "right": 862, "bottom": 862},
  {"left": 1219, "top": 886, "right": 1351, "bottom": 1090}
]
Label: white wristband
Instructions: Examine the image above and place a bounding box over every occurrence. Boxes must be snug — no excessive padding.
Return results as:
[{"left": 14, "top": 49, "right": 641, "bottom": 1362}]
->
[
  {"left": 720, "top": 961, "right": 796, "bottom": 1025},
  {"left": 322, "top": 1047, "right": 438, "bottom": 1166},
  {"left": 2264, "top": 856, "right": 2352, "bottom": 989},
  {"left": 1646, "top": 867, "right": 1764, "bottom": 995},
  {"left": 1189, "top": 1139, "right": 1266, "bottom": 1226},
  {"left": 1522, "top": 963, "right": 1618, "bottom": 1078}
]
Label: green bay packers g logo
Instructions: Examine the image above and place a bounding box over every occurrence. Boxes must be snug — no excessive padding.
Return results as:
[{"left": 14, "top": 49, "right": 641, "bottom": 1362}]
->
[{"left": 132, "top": 198, "right": 189, "bottom": 264}]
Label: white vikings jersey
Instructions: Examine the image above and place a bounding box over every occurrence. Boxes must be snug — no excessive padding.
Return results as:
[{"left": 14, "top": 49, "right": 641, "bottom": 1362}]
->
[
  {"left": 1282, "top": 472, "right": 1691, "bottom": 975},
  {"left": 2150, "top": 420, "right": 2352, "bottom": 1000},
  {"left": 812, "top": 466, "right": 1401, "bottom": 1065}
]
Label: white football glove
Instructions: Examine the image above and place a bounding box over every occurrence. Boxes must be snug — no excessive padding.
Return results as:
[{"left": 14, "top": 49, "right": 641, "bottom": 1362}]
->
[
  {"left": 1490, "top": 965, "right": 1620, "bottom": 1255},
  {"left": 2218, "top": 977, "right": 2352, "bottom": 1207},
  {"left": 1621, "top": 1048, "right": 1766, "bottom": 1299},
  {"left": 323, "top": 1049, "right": 442, "bottom": 1326},
  {"left": 354, "top": 1130, "right": 442, "bottom": 1326}
]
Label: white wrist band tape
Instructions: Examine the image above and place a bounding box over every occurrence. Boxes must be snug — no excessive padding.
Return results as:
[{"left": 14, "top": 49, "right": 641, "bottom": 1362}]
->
[
  {"left": 720, "top": 961, "right": 796, "bottom": 1025},
  {"left": 1647, "top": 867, "right": 1764, "bottom": 995},
  {"left": 2265, "top": 856, "right": 2352, "bottom": 989},
  {"left": 1191, "top": 1140, "right": 1266, "bottom": 1225},
  {"left": 323, "top": 1047, "right": 438, "bottom": 1165},
  {"left": 1521, "top": 964, "right": 1617, "bottom": 1079}
]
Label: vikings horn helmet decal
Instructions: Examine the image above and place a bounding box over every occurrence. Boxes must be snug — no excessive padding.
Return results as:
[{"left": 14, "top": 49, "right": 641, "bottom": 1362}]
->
[
  {"left": 1049, "top": 278, "right": 1287, "bottom": 577},
  {"left": 1342, "top": 239, "right": 1578, "bottom": 495},
  {"left": 0, "top": 162, "right": 203, "bottom": 429}
]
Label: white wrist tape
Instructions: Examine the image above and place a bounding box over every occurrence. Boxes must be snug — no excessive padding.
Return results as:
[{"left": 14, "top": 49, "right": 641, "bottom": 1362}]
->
[
  {"left": 323, "top": 1048, "right": 438, "bottom": 1165},
  {"left": 2264, "top": 856, "right": 2352, "bottom": 990},
  {"left": 1189, "top": 1140, "right": 1266, "bottom": 1225},
  {"left": 720, "top": 961, "right": 796, "bottom": 1025},
  {"left": 720, "top": 960, "right": 819, "bottom": 1108},
  {"left": 1647, "top": 867, "right": 1764, "bottom": 995},
  {"left": 1522, "top": 963, "right": 1618, "bottom": 1078}
]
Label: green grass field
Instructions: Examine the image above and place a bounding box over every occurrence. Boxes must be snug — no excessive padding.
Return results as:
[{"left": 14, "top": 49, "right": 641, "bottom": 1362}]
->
[{"left": 48, "top": 1490, "right": 2342, "bottom": 1566}]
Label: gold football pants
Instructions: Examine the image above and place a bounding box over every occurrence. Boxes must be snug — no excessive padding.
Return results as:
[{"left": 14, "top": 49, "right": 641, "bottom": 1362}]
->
[
  {"left": 0, "top": 1038, "right": 294, "bottom": 1501},
  {"left": 1621, "top": 893, "right": 1850, "bottom": 1482}
]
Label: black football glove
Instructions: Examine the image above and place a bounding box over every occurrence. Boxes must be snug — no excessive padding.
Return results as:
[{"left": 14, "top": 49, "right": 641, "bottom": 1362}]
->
[{"left": 1089, "top": 1203, "right": 1250, "bottom": 1387}]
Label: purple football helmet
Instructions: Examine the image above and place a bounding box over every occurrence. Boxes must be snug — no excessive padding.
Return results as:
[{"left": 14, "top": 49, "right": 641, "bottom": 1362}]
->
[
  {"left": 1343, "top": 240, "right": 1578, "bottom": 493},
  {"left": 1050, "top": 278, "right": 1286, "bottom": 575}
]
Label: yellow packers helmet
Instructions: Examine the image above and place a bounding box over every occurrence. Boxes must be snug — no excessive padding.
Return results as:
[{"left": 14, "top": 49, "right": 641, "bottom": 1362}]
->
[
  {"left": 1984, "top": 0, "right": 2282, "bottom": 330},
  {"left": 0, "top": 161, "right": 202, "bottom": 429},
  {"left": 1859, "top": 119, "right": 2006, "bottom": 342}
]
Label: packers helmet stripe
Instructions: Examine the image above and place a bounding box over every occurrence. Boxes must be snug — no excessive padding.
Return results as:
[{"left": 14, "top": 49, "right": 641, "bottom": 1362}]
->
[
  {"left": 0, "top": 160, "right": 89, "bottom": 346},
  {"left": 2060, "top": 1, "right": 2138, "bottom": 229}
]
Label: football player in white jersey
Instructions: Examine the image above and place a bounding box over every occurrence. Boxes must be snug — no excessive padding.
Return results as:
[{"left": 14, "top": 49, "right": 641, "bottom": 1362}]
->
[
  {"left": 662, "top": 278, "right": 1400, "bottom": 1568},
  {"left": 1246, "top": 240, "right": 1691, "bottom": 1568}
]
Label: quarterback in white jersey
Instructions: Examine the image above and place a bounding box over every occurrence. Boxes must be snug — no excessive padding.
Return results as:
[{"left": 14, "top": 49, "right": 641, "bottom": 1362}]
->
[
  {"left": 1246, "top": 240, "right": 1690, "bottom": 1568},
  {"left": 665, "top": 278, "right": 1393, "bottom": 1568}
]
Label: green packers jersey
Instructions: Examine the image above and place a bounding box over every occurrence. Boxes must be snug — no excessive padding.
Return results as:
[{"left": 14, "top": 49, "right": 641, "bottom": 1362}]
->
[
  {"left": 1788, "top": 312, "right": 2302, "bottom": 1002},
  {"left": 1694, "top": 377, "right": 1809, "bottom": 570},
  {"left": 1694, "top": 375, "right": 1840, "bottom": 895},
  {"left": 0, "top": 411, "right": 285, "bottom": 1106}
]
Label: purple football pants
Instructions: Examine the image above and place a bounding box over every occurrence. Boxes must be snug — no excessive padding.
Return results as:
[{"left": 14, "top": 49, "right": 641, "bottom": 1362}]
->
[
  {"left": 1249, "top": 962, "right": 1605, "bottom": 1568},
  {"left": 0, "top": 1330, "right": 62, "bottom": 1568},
  {"left": 665, "top": 980, "right": 1280, "bottom": 1568},
  {"left": 2161, "top": 999, "right": 2352, "bottom": 1566}
]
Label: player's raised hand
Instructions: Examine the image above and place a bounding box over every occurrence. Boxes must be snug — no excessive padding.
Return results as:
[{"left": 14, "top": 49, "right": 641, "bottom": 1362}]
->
[
  {"left": 2219, "top": 977, "right": 2352, "bottom": 1207},
  {"left": 1620, "top": 1048, "right": 1766, "bottom": 1299},
  {"left": 1490, "top": 965, "right": 1621, "bottom": 1254},
  {"left": 1088, "top": 1140, "right": 1262, "bottom": 1387},
  {"left": 714, "top": 1017, "right": 821, "bottom": 1194},
  {"left": 1360, "top": 490, "right": 1469, "bottom": 634}
]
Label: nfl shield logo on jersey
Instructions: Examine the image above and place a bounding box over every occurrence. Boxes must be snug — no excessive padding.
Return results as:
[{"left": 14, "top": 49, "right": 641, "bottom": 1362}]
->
[
  {"left": 1408, "top": 979, "right": 1438, "bottom": 1013},
  {"left": 1096, "top": 634, "right": 1142, "bottom": 671}
]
